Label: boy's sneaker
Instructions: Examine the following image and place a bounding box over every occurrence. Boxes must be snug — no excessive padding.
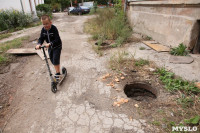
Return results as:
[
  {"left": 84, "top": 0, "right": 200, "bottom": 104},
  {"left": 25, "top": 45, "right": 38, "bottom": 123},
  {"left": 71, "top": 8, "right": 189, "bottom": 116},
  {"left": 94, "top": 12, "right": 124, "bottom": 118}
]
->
[
  {"left": 54, "top": 74, "right": 61, "bottom": 82},
  {"left": 54, "top": 74, "right": 62, "bottom": 83}
]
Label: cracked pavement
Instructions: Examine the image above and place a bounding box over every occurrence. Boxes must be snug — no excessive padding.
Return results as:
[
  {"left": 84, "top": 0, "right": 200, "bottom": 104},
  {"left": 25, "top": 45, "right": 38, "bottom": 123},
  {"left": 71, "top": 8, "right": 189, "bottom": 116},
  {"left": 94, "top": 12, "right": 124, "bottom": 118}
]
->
[{"left": 3, "top": 13, "right": 151, "bottom": 133}]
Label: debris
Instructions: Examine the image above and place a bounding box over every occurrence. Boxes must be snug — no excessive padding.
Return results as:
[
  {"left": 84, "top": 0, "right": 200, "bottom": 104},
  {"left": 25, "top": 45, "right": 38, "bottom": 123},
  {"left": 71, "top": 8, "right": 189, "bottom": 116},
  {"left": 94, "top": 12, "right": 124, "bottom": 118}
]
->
[
  {"left": 115, "top": 78, "right": 120, "bottom": 82},
  {"left": 134, "top": 104, "right": 139, "bottom": 108},
  {"left": 101, "top": 73, "right": 111, "bottom": 80},
  {"left": 115, "top": 88, "right": 121, "bottom": 91},
  {"left": 113, "top": 98, "right": 129, "bottom": 107},
  {"left": 195, "top": 82, "right": 200, "bottom": 89},
  {"left": 142, "top": 41, "right": 170, "bottom": 52},
  {"left": 149, "top": 68, "right": 155, "bottom": 72},
  {"left": 121, "top": 72, "right": 127, "bottom": 76},
  {"left": 129, "top": 116, "right": 133, "bottom": 121},
  {"left": 6, "top": 48, "right": 37, "bottom": 55},
  {"left": 121, "top": 76, "right": 125, "bottom": 80},
  {"left": 107, "top": 82, "right": 115, "bottom": 88}
]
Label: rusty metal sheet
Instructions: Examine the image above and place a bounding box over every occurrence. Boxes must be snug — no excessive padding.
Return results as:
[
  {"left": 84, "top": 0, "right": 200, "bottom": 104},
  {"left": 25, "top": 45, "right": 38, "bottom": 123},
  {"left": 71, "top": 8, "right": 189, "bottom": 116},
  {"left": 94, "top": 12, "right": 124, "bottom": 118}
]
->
[{"left": 142, "top": 41, "right": 170, "bottom": 52}]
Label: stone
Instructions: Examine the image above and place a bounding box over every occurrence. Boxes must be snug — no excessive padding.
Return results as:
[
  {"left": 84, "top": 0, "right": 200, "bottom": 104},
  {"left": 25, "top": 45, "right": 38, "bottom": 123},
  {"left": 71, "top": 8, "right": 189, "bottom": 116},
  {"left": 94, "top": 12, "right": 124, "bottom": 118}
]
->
[{"left": 169, "top": 55, "right": 194, "bottom": 64}]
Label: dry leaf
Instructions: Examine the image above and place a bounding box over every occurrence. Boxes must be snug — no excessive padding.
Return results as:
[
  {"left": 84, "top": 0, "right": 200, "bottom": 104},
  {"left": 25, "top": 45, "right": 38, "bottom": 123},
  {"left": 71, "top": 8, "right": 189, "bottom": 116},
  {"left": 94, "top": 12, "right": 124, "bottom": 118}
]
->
[
  {"left": 124, "top": 99, "right": 128, "bottom": 103},
  {"left": 115, "top": 78, "right": 119, "bottom": 82},
  {"left": 134, "top": 104, "right": 139, "bottom": 108},
  {"left": 195, "top": 82, "right": 200, "bottom": 89},
  {"left": 115, "top": 88, "right": 121, "bottom": 91},
  {"left": 121, "top": 77, "right": 125, "bottom": 80}
]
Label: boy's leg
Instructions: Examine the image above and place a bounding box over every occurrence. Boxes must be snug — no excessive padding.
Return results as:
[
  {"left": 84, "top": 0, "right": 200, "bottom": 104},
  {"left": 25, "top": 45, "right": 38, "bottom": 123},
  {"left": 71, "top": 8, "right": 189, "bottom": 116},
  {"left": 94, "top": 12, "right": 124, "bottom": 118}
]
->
[
  {"left": 54, "top": 65, "right": 60, "bottom": 74},
  {"left": 52, "top": 48, "right": 62, "bottom": 81}
]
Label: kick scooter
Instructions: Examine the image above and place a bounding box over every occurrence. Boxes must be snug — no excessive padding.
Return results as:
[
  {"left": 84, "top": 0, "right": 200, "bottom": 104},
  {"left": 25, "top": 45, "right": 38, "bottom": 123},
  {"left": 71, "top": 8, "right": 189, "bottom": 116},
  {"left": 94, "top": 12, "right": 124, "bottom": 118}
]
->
[{"left": 38, "top": 46, "right": 67, "bottom": 93}]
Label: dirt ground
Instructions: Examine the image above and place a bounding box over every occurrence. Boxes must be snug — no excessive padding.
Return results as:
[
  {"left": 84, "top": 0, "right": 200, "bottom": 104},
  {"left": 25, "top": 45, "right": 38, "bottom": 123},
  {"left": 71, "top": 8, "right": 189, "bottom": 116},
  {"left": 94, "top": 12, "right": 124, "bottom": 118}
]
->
[{"left": 0, "top": 13, "right": 199, "bottom": 133}]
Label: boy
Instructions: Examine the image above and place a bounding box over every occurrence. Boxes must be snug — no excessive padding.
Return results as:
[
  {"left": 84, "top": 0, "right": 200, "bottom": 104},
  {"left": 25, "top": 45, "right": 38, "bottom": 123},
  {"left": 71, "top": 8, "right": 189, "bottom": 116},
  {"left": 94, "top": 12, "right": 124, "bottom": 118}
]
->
[{"left": 35, "top": 15, "right": 62, "bottom": 81}]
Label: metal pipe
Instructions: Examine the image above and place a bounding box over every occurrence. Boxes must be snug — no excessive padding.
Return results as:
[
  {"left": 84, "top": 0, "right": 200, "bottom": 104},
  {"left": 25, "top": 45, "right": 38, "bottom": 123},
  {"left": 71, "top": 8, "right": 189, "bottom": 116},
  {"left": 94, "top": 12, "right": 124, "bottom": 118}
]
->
[{"left": 20, "top": 0, "right": 25, "bottom": 13}]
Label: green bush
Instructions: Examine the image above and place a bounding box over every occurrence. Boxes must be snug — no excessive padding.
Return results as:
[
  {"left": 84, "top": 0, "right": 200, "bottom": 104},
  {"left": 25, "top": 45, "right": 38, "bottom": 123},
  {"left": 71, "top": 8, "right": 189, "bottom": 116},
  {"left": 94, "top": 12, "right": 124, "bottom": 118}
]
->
[
  {"left": 0, "top": 10, "right": 32, "bottom": 31},
  {"left": 86, "top": 8, "right": 132, "bottom": 47},
  {"left": 170, "top": 43, "right": 189, "bottom": 56},
  {"left": 36, "top": 4, "right": 52, "bottom": 18}
]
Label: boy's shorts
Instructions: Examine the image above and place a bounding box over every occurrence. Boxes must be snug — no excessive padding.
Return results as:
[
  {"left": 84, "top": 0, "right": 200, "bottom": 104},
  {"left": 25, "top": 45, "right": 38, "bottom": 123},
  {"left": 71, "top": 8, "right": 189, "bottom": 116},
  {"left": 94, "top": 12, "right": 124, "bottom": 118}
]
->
[{"left": 48, "top": 47, "right": 61, "bottom": 65}]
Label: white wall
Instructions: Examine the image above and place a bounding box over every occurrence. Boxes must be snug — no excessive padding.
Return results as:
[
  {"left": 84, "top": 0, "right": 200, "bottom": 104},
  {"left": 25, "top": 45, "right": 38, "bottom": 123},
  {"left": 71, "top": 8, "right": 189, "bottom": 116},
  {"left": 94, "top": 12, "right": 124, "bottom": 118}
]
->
[{"left": 0, "top": 0, "right": 23, "bottom": 11}]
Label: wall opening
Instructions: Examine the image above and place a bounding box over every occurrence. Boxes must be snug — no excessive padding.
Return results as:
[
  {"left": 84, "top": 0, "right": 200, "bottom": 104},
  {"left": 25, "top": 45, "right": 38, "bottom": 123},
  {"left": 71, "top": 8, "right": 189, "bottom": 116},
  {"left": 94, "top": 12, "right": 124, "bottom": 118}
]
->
[{"left": 192, "top": 20, "right": 200, "bottom": 54}]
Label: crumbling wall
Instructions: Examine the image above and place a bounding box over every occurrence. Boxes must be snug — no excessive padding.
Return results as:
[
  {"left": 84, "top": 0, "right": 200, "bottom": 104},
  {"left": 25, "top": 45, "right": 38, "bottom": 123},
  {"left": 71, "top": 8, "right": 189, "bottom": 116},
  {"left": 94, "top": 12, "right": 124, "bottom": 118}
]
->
[{"left": 127, "top": 0, "right": 200, "bottom": 51}]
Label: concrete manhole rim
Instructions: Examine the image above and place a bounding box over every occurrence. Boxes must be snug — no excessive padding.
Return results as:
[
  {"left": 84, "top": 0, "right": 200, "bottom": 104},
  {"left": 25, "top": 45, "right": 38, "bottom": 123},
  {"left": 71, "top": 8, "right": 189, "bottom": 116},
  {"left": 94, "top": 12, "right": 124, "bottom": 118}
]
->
[{"left": 124, "top": 81, "right": 158, "bottom": 99}]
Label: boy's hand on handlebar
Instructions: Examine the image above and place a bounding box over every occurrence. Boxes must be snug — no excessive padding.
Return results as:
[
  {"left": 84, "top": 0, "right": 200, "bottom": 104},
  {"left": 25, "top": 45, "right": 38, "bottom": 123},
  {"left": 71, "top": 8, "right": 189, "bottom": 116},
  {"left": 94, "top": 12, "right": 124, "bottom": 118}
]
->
[
  {"left": 45, "top": 43, "right": 51, "bottom": 48},
  {"left": 35, "top": 45, "right": 41, "bottom": 50}
]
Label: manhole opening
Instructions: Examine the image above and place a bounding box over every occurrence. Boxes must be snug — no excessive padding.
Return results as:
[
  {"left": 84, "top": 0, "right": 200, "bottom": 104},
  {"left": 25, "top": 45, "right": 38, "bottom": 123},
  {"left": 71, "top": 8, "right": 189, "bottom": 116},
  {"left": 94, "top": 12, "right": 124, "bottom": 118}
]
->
[{"left": 124, "top": 82, "right": 157, "bottom": 101}]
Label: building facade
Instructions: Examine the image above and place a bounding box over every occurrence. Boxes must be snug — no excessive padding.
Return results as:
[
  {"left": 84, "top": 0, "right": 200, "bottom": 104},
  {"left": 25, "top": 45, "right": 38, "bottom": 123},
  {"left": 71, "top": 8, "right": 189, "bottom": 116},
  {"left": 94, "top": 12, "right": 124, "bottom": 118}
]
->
[{"left": 0, "top": 0, "right": 44, "bottom": 18}]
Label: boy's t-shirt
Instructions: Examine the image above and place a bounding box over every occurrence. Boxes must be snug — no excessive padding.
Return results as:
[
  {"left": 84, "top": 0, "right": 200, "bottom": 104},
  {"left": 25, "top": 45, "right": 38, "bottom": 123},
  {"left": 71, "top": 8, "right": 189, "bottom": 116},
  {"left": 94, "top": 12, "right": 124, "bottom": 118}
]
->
[{"left": 38, "top": 25, "right": 62, "bottom": 49}]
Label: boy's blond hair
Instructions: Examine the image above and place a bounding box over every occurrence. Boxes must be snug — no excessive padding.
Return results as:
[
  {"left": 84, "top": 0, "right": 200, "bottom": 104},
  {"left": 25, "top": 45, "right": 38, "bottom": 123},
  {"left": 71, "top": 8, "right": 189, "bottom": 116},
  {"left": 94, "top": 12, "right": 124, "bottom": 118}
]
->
[{"left": 41, "top": 15, "right": 51, "bottom": 21}]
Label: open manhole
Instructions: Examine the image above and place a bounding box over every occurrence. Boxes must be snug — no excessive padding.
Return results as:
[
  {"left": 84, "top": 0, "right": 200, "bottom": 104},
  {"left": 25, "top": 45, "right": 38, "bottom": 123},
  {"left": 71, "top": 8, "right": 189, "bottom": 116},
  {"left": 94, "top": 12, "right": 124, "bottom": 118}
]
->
[{"left": 124, "top": 82, "right": 157, "bottom": 101}]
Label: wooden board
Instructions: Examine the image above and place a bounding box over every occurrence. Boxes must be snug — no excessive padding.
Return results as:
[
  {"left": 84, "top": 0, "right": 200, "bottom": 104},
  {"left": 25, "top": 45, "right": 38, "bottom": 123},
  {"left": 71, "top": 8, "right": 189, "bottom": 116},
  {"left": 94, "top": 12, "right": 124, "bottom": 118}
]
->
[
  {"left": 36, "top": 49, "right": 49, "bottom": 60},
  {"left": 6, "top": 48, "right": 37, "bottom": 55},
  {"left": 142, "top": 41, "right": 170, "bottom": 52}
]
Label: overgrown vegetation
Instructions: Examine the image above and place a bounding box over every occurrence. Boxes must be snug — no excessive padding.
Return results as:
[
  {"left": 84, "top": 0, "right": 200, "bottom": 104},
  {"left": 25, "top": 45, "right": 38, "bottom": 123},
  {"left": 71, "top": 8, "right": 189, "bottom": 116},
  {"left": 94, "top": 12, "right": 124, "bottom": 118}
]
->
[
  {"left": 109, "top": 51, "right": 130, "bottom": 71},
  {"left": 155, "top": 67, "right": 200, "bottom": 131},
  {"left": 108, "top": 51, "right": 200, "bottom": 132},
  {"left": 156, "top": 67, "right": 199, "bottom": 94},
  {"left": 135, "top": 59, "right": 149, "bottom": 66},
  {"left": 0, "top": 36, "right": 29, "bottom": 64},
  {"left": 36, "top": 4, "right": 52, "bottom": 18},
  {"left": 170, "top": 43, "right": 189, "bottom": 56},
  {"left": 0, "top": 10, "right": 32, "bottom": 31},
  {"left": 85, "top": 0, "right": 132, "bottom": 49}
]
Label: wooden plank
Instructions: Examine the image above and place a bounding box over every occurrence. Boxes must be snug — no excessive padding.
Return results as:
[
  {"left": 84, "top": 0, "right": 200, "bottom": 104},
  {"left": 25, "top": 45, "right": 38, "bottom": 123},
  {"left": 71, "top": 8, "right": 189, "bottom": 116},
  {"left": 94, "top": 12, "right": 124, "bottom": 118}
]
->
[
  {"left": 142, "top": 41, "right": 170, "bottom": 52},
  {"left": 6, "top": 48, "right": 37, "bottom": 55},
  {"left": 36, "top": 49, "right": 49, "bottom": 60}
]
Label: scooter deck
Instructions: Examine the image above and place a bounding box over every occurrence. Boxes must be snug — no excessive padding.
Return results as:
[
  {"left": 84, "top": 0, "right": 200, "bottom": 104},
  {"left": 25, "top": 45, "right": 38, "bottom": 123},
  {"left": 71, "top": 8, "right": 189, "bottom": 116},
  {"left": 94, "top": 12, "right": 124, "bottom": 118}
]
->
[{"left": 57, "top": 68, "right": 67, "bottom": 85}]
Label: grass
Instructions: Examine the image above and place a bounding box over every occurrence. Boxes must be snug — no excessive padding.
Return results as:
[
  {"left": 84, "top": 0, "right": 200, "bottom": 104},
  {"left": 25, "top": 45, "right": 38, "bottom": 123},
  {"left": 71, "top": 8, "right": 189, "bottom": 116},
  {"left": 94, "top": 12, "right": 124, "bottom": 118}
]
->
[
  {"left": 0, "top": 36, "right": 29, "bottom": 64},
  {"left": 152, "top": 120, "right": 161, "bottom": 126},
  {"left": 139, "top": 47, "right": 145, "bottom": 50},
  {"left": 109, "top": 51, "right": 129, "bottom": 71},
  {"left": 170, "top": 43, "right": 189, "bottom": 56},
  {"left": 84, "top": 8, "right": 132, "bottom": 48},
  {"left": 156, "top": 67, "right": 199, "bottom": 94},
  {"left": 135, "top": 59, "right": 149, "bottom": 66},
  {"left": 0, "top": 33, "right": 12, "bottom": 40}
]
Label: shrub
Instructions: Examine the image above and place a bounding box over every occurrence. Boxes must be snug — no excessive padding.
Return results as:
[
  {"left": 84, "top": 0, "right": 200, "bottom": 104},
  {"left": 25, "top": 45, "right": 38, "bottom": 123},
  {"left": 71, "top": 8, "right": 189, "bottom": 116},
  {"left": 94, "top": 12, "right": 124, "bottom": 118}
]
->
[
  {"left": 86, "top": 8, "right": 132, "bottom": 47},
  {"left": 0, "top": 9, "right": 32, "bottom": 31},
  {"left": 170, "top": 43, "right": 189, "bottom": 56},
  {"left": 36, "top": 4, "right": 52, "bottom": 18}
]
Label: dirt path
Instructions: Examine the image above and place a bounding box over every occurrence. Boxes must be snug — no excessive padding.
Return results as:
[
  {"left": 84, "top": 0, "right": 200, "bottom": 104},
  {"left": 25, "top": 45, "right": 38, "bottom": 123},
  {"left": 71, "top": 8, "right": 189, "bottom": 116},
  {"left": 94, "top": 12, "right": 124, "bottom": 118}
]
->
[
  {"left": 1, "top": 13, "right": 154, "bottom": 133},
  {"left": 1, "top": 13, "right": 199, "bottom": 133}
]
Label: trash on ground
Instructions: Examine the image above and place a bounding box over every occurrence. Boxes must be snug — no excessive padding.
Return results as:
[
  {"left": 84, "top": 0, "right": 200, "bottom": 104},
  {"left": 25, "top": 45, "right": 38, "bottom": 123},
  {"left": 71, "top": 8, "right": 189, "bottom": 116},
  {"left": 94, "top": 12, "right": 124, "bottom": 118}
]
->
[
  {"left": 142, "top": 41, "right": 170, "bottom": 52},
  {"left": 113, "top": 98, "right": 129, "bottom": 107}
]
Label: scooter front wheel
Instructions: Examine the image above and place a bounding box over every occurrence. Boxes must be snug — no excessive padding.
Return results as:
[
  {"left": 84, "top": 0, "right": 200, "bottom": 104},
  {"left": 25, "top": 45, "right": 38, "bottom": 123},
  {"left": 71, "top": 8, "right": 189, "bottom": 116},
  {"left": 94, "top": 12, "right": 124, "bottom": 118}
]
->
[{"left": 51, "top": 82, "right": 57, "bottom": 93}]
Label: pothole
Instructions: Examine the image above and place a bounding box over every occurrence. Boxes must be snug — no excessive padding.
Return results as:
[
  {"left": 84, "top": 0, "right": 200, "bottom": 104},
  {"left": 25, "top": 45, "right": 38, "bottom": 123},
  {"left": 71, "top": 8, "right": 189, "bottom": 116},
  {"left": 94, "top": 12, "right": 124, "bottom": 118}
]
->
[{"left": 124, "top": 82, "right": 157, "bottom": 102}]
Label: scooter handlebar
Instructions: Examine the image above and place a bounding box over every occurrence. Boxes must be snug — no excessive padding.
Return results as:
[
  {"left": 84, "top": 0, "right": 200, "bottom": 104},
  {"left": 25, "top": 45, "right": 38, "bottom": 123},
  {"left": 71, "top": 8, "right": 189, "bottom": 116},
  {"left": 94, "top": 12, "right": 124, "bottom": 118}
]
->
[{"left": 35, "top": 45, "right": 46, "bottom": 50}]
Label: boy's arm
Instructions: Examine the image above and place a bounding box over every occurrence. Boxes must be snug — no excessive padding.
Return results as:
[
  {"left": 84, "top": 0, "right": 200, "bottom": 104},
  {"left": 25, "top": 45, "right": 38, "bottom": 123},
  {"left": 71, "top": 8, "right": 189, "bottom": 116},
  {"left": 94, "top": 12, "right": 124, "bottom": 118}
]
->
[
  {"left": 50, "top": 27, "right": 61, "bottom": 47},
  {"left": 38, "top": 29, "right": 45, "bottom": 45}
]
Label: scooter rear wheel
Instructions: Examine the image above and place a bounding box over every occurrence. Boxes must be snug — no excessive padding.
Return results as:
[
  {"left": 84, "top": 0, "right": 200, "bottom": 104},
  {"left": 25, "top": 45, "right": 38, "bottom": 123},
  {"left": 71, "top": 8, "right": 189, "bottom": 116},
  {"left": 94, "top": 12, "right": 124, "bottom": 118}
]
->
[{"left": 51, "top": 82, "right": 57, "bottom": 93}]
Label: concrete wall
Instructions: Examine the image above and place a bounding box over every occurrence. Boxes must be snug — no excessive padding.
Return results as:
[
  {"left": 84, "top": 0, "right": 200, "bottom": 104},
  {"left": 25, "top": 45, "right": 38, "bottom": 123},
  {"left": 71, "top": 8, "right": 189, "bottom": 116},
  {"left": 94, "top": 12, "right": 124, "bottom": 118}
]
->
[
  {"left": 127, "top": 0, "right": 200, "bottom": 52},
  {"left": 0, "top": 0, "right": 44, "bottom": 18},
  {"left": 0, "top": 0, "right": 22, "bottom": 11}
]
